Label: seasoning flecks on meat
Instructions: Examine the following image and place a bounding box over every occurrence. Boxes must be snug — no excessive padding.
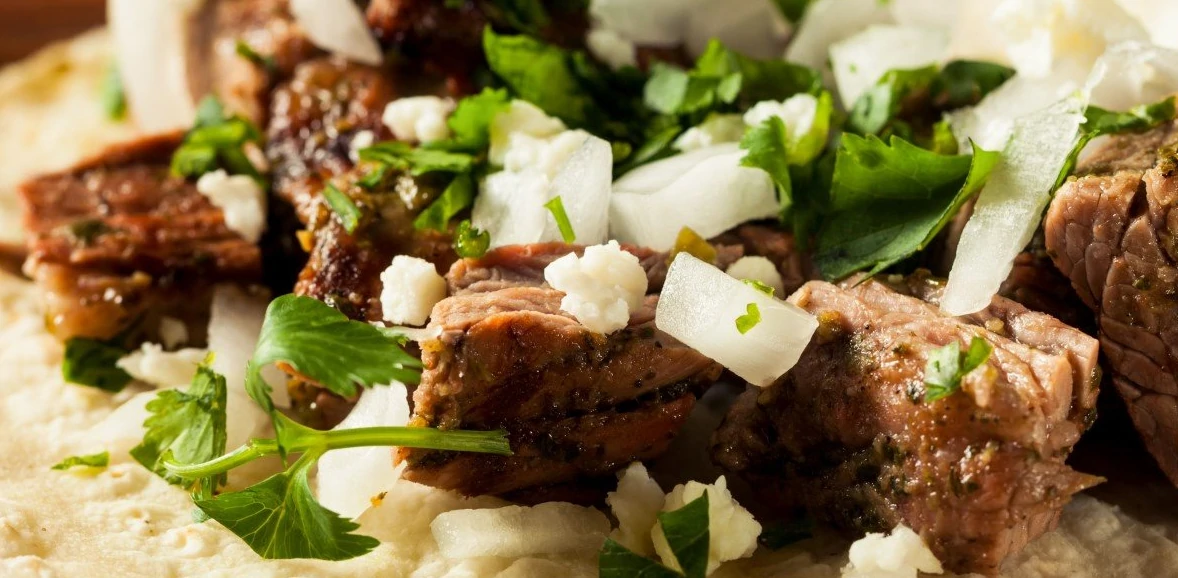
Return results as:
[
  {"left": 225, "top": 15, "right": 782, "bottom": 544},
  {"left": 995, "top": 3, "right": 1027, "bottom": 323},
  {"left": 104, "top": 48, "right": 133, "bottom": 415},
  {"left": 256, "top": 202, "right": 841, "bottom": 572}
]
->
[
  {"left": 19, "top": 134, "right": 261, "bottom": 342},
  {"left": 1044, "top": 122, "right": 1178, "bottom": 486},
  {"left": 396, "top": 244, "right": 724, "bottom": 498},
  {"left": 711, "top": 276, "right": 1101, "bottom": 576}
]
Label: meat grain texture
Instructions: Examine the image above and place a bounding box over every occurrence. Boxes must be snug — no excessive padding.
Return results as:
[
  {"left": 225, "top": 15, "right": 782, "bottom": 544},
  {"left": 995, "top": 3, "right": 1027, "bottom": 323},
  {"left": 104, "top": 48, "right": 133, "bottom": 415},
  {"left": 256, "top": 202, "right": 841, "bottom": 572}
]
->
[{"left": 1045, "top": 122, "right": 1178, "bottom": 486}]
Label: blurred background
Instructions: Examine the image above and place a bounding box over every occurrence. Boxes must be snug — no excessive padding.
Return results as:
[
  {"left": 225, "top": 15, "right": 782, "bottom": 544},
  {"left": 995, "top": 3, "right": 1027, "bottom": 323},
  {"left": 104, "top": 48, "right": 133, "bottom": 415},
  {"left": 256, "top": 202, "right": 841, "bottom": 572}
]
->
[{"left": 0, "top": 0, "right": 105, "bottom": 64}]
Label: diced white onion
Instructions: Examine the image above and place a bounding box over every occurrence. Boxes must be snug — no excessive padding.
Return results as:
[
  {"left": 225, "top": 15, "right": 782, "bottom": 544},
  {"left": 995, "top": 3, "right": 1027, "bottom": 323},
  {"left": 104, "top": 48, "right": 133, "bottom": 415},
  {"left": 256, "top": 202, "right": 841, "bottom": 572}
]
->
[
  {"left": 947, "top": 70, "right": 1084, "bottom": 151},
  {"left": 208, "top": 285, "right": 283, "bottom": 447},
  {"left": 674, "top": 114, "right": 746, "bottom": 152},
  {"left": 941, "top": 96, "right": 1086, "bottom": 316},
  {"left": 683, "top": 0, "right": 790, "bottom": 60},
  {"left": 431, "top": 503, "right": 611, "bottom": 559},
  {"left": 1085, "top": 41, "right": 1178, "bottom": 111},
  {"left": 656, "top": 254, "right": 817, "bottom": 387},
  {"left": 588, "top": 0, "right": 692, "bottom": 47},
  {"left": 290, "top": 0, "right": 382, "bottom": 66},
  {"left": 546, "top": 135, "right": 612, "bottom": 246},
  {"left": 1117, "top": 0, "right": 1178, "bottom": 50},
  {"left": 107, "top": 0, "right": 200, "bottom": 131},
  {"left": 586, "top": 27, "right": 638, "bottom": 70},
  {"left": 116, "top": 343, "right": 206, "bottom": 388},
  {"left": 610, "top": 145, "right": 778, "bottom": 251},
  {"left": 316, "top": 383, "right": 410, "bottom": 520},
  {"left": 889, "top": 0, "right": 960, "bottom": 30},
  {"left": 989, "top": 0, "right": 1146, "bottom": 79},
  {"left": 829, "top": 25, "right": 949, "bottom": 110},
  {"left": 473, "top": 170, "right": 551, "bottom": 248}
]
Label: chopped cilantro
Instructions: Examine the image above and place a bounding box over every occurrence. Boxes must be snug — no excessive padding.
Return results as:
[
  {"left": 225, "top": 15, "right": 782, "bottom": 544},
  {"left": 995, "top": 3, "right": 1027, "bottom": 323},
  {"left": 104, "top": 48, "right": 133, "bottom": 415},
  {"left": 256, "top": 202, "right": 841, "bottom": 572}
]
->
[
  {"left": 358, "top": 141, "right": 475, "bottom": 176},
  {"left": 454, "top": 219, "right": 491, "bottom": 258},
  {"left": 924, "top": 336, "right": 993, "bottom": 402},
  {"left": 848, "top": 61, "right": 1014, "bottom": 137},
  {"left": 771, "top": 0, "right": 817, "bottom": 22},
  {"left": 171, "top": 96, "right": 263, "bottom": 181},
  {"left": 414, "top": 173, "right": 476, "bottom": 231},
  {"left": 735, "top": 303, "right": 762, "bottom": 334},
  {"left": 62, "top": 337, "right": 132, "bottom": 393},
  {"left": 322, "top": 184, "right": 362, "bottom": 234},
  {"left": 234, "top": 40, "right": 277, "bottom": 73},
  {"left": 482, "top": 0, "right": 551, "bottom": 36},
  {"left": 483, "top": 27, "right": 601, "bottom": 129},
  {"left": 51, "top": 451, "right": 110, "bottom": 471},
  {"left": 101, "top": 65, "right": 126, "bottom": 121},
  {"left": 544, "top": 196, "right": 576, "bottom": 243},
  {"left": 742, "top": 279, "right": 776, "bottom": 296},
  {"left": 1055, "top": 96, "right": 1178, "bottom": 188},
  {"left": 132, "top": 360, "right": 227, "bottom": 486},
  {"left": 432, "top": 88, "right": 511, "bottom": 153},
  {"left": 599, "top": 494, "right": 710, "bottom": 578}
]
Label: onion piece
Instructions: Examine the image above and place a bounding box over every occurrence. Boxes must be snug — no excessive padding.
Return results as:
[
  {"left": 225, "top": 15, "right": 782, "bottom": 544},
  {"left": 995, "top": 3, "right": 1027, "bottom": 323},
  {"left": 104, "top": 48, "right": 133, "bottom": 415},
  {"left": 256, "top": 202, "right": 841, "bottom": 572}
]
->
[
  {"left": 683, "top": 0, "right": 790, "bottom": 60},
  {"left": 1085, "top": 41, "right": 1178, "bottom": 111},
  {"left": 656, "top": 254, "right": 817, "bottom": 387},
  {"left": 588, "top": 0, "right": 693, "bottom": 47},
  {"left": 829, "top": 25, "right": 949, "bottom": 110},
  {"left": 784, "top": 0, "right": 894, "bottom": 86},
  {"left": 610, "top": 145, "right": 777, "bottom": 251},
  {"left": 107, "top": 0, "right": 199, "bottom": 131},
  {"left": 208, "top": 285, "right": 281, "bottom": 448},
  {"left": 941, "top": 96, "right": 1086, "bottom": 316},
  {"left": 947, "top": 69, "right": 1084, "bottom": 151},
  {"left": 888, "top": 0, "right": 959, "bottom": 30},
  {"left": 116, "top": 344, "right": 207, "bottom": 388},
  {"left": 289, "top": 0, "right": 382, "bottom": 66},
  {"left": 431, "top": 502, "right": 611, "bottom": 559},
  {"left": 989, "top": 0, "right": 1145, "bottom": 79},
  {"left": 316, "top": 382, "right": 410, "bottom": 520},
  {"left": 1117, "top": 0, "right": 1178, "bottom": 50},
  {"left": 545, "top": 135, "right": 612, "bottom": 245}
]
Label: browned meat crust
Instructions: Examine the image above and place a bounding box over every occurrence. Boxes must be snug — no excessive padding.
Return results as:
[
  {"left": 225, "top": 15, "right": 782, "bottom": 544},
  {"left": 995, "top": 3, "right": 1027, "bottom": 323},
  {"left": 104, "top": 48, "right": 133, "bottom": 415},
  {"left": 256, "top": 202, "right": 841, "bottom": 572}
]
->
[
  {"left": 396, "top": 246, "right": 724, "bottom": 498},
  {"left": 712, "top": 276, "right": 1100, "bottom": 576},
  {"left": 1044, "top": 123, "right": 1178, "bottom": 485},
  {"left": 19, "top": 134, "right": 261, "bottom": 342}
]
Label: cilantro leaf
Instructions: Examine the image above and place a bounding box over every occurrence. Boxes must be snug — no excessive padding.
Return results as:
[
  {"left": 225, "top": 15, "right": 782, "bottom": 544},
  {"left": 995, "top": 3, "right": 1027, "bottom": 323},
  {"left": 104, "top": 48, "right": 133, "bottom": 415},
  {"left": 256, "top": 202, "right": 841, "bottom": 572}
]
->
[
  {"left": 772, "top": 0, "right": 817, "bottom": 22},
  {"left": 322, "top": 184, "right": 362, "bottom": 234},
  {"left": 828, "top": 134, "right": 974, "bottom": 210},
  {"left": 1055, "top": 96, "right": 1178, "bottom": 188},
  {"left": 454, "top": 219, "right": 491, "bottom": 258},
  {"left": 735, "top": 303, "right": 762, "bottom": 334},
  {"left": 931, "top": 60, "right": 1017, "bottom": 111},
  {"left": 194, "top": 450, "right": 379, "bottom": 561},
  {"left": 101, "top": 65, "right": 126, "bottom": 121},
  {"left": 816, "top": 140, "right": 1000, "bottom": 279},
  {"left": 924, "top": 336, "right": 993, "bottom": 402},
  {"left": 171, "top": 96, "right": 263, "bottom": 181},
  {"left": 62, "top": 337, "right": 133, "bottom": 393},
  {"left": 849, "top": 61, "right": 1014, "bottom": 138},
  {"left": 245, "top": 295, "right": 422, "bottom": 415},
  {"left": 658, "top": 493, "right": 710, "bottom": 578},
  {"left": 482, "top": 0, "right": 550, "bottom": 36},
  {"left": 433, "top": 88, "right": 511, "bottom": 153},
  {"left": 544, "top": 196, "right": 576, "bottom": 243},
  {"left": 483, "top": 27, "right": 600, "bottom": 128},
  {"left": 644, "top": 62, "right": 741, "bottom": 116},
  {"left": 742, "top": 279, "right": 775, "bottom": 296},
  {"left": 599, "top": 539, "right": 683, "bottom": 578},
  {"left": 132, "top": 362, "right": 228, "bottom": 486},
  {"left": 52, "top": 451, "right": 110, "bottom": 471},
  {"left": 235, "top": 40, "right": 276, "bottom": 73},
  {"left": 848, "top": 66, "right": 938, "bottom": 136},
  {"left": 414, "top": 173, "right": 475, "bottom": 231},
  {"left": 358, "top": 141, "right": 475, "bottom": 176}
]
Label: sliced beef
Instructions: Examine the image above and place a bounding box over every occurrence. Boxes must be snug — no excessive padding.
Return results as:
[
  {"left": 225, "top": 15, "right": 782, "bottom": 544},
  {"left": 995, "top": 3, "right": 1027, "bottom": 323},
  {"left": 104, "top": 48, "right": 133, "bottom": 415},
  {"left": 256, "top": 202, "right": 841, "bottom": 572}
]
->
[
  {"left": 1044, "top": 122, "right": 1178, "bottom": 485},
  {"left": 396, "top": 245, "right": 723, "bottom": 498},
  {"left": 187, "top": 0, "right": 321, "bottom": 124},
  {"left": 19, "top": 134, "right": 261, "bottom": 342},
  {"left": 712, "top": 275, "right": 1100, "bottom": 576}
]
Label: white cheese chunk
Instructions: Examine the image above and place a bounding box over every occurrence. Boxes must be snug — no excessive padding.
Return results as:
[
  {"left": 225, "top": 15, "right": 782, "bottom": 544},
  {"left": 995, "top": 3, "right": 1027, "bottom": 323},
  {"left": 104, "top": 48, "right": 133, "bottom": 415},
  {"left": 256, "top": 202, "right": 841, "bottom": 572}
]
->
[
  {"left": 195, "top": 170, "right": 266, "bottom": 244},
  {"left": 116, "top": 343, "right": 207, "bottom": 388},
  {"left": 744, "top": 94, "right": 818, "bottom": 143},
  {"left": 379, "top": 256, "right": 448, "bottom": 326},
  {"left": 587, "top": 27, "right": 638, "bottom": 70},
  {"left": 842, "top": 524, "right": 943, "bottom": 578},
  {"left": 348, "top": 129, "right": 375, "bottom": 162},
  {"left": 725, "top": 256, "right": 786, "bottom": 297},
  {"left": 606, "top": 463, "right": 665, "bottom": 557},
  {"left": 381, "top": 96, "right": 455, "bottom": 143},
  {"left": 652, "top": 476, "right": 761, "bottom": 576},
  {"left": 543, "top": 241, "right": 648, "bottom": 334}
]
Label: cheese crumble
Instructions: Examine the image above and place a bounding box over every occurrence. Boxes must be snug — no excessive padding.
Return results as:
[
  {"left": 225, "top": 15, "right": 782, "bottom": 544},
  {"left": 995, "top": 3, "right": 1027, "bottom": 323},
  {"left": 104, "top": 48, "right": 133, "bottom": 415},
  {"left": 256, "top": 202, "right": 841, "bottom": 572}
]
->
[
  {"left": 381, "top": 96, "right": 455, "bottom": 143},
  {"left": 195, "top": 170, "right": 267, "bottom": 244},
  {"left": 726, "top": 256, "right": 786, "bottom": 296},
  {"left": 379, "top": 256, "right": 448, "bottom": 326},
  {"left": 842, "top": 524, "right": 944, "bottom": 578},
  {"left": 543, "top": 241, "right": 648, "bottom": 334},
  {"left": 652, "top": 476, "right": 761, "bottom": 576}
]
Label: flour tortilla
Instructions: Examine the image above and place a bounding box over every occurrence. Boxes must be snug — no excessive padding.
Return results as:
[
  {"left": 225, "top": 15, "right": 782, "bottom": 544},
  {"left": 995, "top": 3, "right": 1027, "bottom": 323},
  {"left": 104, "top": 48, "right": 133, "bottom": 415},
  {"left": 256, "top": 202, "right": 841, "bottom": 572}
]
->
[{"left": 1, "top": 30, "right": 1177, "bottom": 578}]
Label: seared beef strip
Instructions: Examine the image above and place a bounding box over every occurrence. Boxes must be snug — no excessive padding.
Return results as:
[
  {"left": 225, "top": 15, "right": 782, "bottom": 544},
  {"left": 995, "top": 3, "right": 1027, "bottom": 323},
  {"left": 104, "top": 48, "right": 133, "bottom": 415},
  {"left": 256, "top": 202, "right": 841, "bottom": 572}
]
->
[
  {"left": 19, "top": 134, "right": 261, "bottom": 342},
  {"left": 1044, "top": 122, "right": 1178, "bottom": 485},
  {"left": 712, "top": 275, "right": 1100, "bottom": 576},
  {"left": 396, "top": 244, "right": 723, "bottom": 498}
]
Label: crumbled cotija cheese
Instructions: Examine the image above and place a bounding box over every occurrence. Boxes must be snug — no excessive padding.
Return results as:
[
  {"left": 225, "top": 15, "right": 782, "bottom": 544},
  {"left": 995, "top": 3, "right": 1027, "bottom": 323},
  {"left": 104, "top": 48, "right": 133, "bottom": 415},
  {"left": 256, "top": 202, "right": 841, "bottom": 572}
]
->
[
  {"left": 382, "top": 96, "right": 455, "bottom": 143},
  {"left": 842, "top": 524, "right": 943, "bottom": 578},
  {"left": 606, "top": 462, "right": 665, "bottom": 556},
  {"left": 744, "top": 93, "right": 820, "bottom": 147},
  {"left": 543, "top": 241, "right": 648, "bottom": 334},
  {"left": 489, "top": 100, "right": 568, "bottom": 166},
  {"left": 726, "top": 255, "right": 786, "bottom": 296},
  {"left": 195, "top": 170, "right": 267, "bottom": 243},
  {"left": 379, "top": 255, "right": 448, "bottom": 326},
  {"left": 586, "top": 27, "right": 637, "bottom": 70},
  {"left": 652, "top": 476, "right": 761, "bottom": 576},
  {"left": 349, "top": 129, "right": 375, "bottom": 162}
]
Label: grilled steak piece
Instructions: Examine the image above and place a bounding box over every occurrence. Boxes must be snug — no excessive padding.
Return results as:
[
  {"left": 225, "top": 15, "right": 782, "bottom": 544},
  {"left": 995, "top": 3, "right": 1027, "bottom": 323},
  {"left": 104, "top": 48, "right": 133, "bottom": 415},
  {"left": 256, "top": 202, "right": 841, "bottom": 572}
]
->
[
  {"left": 1044, "top": 122, "right": 1178, "bottom": 485},
  {"left": 19, "top": 134, "right": 261, "bottom": 342},
  {"left": 396, "top": 244, "right": 723, "bottom": 497},
  {"left": 188, "top": 0, "right": 321, "bottom": 124},
  {"left": 712, "top": 275, "right": 1100, "bottom": 576}
]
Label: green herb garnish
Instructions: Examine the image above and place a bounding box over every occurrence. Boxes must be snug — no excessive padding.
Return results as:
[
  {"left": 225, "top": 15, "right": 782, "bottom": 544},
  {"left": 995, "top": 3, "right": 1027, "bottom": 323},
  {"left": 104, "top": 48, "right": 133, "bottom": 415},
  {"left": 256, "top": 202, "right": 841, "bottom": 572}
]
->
[
  {"left": 322, "top": 184, "right": 362, "bottom": 234},
  {"left": 414, "top": 173, "right": 475, "bottom": 232},
  {"left": 132, "top": 360, "right": 227, "bottom": 486},
  {"left": 924, "top": 336, "right": 993, "bottom": 402},
  {"left": 235, "top": 40, "right": 277, "bottom": 72},
  {"left": 742, "top": 279, "right": 776, "bottom": 296},
  {"left": 544, "top": 196, "right": 576, "bottom": 243},
  {"left": 51, "top": 451, "right": 110, "bottom": 471},
  {"left": 62, "top": 337, "right": 132, "bottom": 393},
  {"left": 171, "top": 96, "right": 263, "bottom": 181},
  {"left": 599, "top": 494, "right": 710, "bottom": 578},
  {"left": 735, "top": 303, "right": 762, "bottom": 335},
  {"left": 454, "top": 219, "right": 491, "bottom": 258},
  {"left": 101, "top": 65, "right": 126, "bottom": 121}
]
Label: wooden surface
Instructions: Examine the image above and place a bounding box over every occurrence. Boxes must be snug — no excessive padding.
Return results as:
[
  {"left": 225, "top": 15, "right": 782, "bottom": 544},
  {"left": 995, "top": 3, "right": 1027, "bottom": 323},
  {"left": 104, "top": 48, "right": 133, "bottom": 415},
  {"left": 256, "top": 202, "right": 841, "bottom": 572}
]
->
[{"left": 0, "top": 0, "right": 106, "bottom": 64}]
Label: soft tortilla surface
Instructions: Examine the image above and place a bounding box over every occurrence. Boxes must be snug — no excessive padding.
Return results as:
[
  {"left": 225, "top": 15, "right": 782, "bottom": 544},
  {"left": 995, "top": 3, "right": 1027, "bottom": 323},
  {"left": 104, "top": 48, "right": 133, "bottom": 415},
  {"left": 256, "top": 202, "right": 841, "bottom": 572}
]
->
[{"left": 2, "top": 29, "right": 1178, "bottom": 578}]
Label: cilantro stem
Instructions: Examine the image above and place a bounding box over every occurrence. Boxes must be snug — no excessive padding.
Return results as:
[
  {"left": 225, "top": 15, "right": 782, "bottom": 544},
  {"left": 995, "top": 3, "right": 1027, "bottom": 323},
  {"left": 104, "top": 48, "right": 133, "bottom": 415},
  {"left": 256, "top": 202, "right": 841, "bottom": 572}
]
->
[{"left": 163, "top": 426, "right": 512, "bottom": 480}]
